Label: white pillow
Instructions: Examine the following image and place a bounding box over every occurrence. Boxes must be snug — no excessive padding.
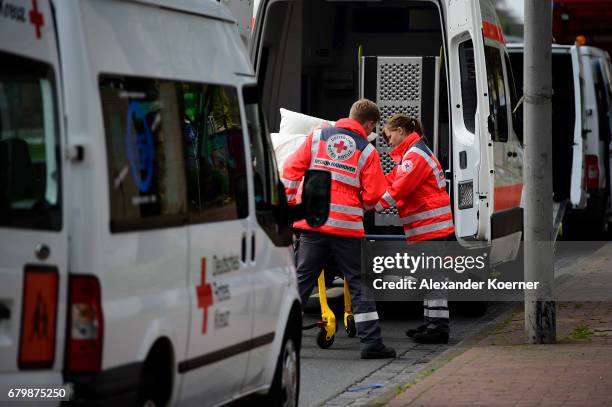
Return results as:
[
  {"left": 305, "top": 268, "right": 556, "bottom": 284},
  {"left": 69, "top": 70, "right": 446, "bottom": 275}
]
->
[
  {"left": 270, "top": 132, "right": 309, "bottom": 176},
  {"left": 279, "top": 108, "right": 335, "bottom": 135}
]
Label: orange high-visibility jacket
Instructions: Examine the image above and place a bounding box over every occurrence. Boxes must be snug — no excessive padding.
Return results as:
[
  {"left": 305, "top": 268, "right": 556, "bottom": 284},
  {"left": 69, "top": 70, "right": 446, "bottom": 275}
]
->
[
  {"left": 282, "top": 118, "right": 386, "bottom": 238},
  {"left": 376, "top": 132, "right": 455, "bottom": 241}
]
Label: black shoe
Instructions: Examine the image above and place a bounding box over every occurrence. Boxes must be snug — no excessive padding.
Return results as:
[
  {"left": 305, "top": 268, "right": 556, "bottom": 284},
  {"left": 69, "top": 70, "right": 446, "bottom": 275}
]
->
[
  {"left": 361, "top": 345, "right": 397, "bottom": 359},
  {"left": 413, "top": 329, "right": 449, "bottom": 344},
  {"left": 405, "top": 324, "right": 428, "bottom": 338}
]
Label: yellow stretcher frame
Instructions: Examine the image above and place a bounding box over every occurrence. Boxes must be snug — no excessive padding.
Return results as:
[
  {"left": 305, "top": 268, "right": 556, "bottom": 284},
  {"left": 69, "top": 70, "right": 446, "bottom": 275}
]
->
[{"left": 316, "top": 270, "right": 357, "bottom": 349}]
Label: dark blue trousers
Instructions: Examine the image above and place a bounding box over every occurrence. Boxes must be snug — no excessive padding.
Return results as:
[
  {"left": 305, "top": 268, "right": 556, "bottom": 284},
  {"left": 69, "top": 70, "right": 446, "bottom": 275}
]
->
[{"left": 295, "top": 231, "right": 383, "bottom": 351}]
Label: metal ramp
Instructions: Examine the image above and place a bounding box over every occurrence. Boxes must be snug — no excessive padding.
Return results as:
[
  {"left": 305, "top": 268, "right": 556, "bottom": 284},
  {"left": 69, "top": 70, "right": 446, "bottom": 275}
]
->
[{"left": 360, "top": 55, "right": 440, "bottom": 227}]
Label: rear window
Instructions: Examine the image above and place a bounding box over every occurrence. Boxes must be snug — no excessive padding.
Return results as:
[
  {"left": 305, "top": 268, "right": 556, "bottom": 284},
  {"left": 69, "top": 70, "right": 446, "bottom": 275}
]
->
[
  {"left": 459, "top": 39, "right": 477, "bottom": 134},
  {"left": 0, "top": 51, "right": 61, "bottom": 230}
]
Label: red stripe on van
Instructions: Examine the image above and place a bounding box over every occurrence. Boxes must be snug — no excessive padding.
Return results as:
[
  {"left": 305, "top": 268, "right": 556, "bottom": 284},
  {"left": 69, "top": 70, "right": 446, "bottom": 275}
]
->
[
  {"left": 483, "top": 21, "right": 506, "bottom": 44},
  {"left": 494, "top": 183, "right": 523, "bottom": 212}
]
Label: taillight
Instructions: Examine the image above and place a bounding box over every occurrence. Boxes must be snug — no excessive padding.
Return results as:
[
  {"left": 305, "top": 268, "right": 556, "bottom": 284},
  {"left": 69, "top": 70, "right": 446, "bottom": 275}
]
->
[
  {"left": 19, "top": 266, "right": 59, "bottom": 369},
  {"left": 66, "top": 275, "right": 103, "bottom": 372},
  {"left": 585, "top": 155, "right": 599, "bottom": 190}
]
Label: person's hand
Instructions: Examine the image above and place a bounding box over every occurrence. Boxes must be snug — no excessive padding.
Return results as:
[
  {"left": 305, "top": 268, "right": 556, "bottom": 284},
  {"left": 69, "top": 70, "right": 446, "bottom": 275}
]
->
[{"left": 311, "top": 121, "right": 332, "bottom": 132}]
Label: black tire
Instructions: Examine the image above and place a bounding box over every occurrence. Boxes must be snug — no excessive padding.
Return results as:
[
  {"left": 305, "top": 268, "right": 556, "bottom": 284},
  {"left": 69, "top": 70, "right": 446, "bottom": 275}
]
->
[
  {"left": 345, "top": 315, "right": 357, "bottom": 338},
  {"left": 137, "top": 354, "right": 172, "bottom": 407},
  {"left": 267, "top": 326, "right": 300, "bottom": 407},
  {"left": 565, "top": 193, "right": 608, "bottom": 240},
  {"left": 316, "top": 328, "right": 335, "bottom": 349}
]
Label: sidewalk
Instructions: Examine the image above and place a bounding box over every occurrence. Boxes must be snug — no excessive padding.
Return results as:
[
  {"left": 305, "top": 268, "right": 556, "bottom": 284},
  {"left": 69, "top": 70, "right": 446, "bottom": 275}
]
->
[{"left": 386, "top": 243, "right": 612, "bottom": 407}]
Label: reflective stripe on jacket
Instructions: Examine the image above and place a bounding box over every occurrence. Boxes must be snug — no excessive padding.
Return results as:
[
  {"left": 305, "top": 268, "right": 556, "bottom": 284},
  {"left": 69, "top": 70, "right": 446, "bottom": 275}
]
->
[
  {"left": 376, "top": 132, "right": 455, "bottom": 241},
  {"left": 282, "top": 118, "right": 386, "bottom": 237}
]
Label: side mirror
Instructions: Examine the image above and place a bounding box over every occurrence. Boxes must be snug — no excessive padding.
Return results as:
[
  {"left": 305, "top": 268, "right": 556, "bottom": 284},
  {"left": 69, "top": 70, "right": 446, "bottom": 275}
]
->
[{"left": 301, "top": 169, "right": 331, "bottom": 228}]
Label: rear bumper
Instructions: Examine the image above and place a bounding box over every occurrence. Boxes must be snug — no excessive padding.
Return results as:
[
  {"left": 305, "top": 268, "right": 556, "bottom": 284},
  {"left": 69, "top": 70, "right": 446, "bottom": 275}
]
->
[{"left": 63, "top": 362, "right": 142, "bottom": 406}]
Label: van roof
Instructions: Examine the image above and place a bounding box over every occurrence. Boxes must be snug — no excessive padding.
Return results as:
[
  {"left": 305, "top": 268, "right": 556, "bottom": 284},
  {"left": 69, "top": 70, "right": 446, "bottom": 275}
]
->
[
  {"left": 580, "top": 46, "right": 611, "bottom": 59},
  {"left": 506, "top": 43, "right": 574, "bottom": 54},
  {"left": 125, "top": 0, "right": 236, "bottom": 23}
]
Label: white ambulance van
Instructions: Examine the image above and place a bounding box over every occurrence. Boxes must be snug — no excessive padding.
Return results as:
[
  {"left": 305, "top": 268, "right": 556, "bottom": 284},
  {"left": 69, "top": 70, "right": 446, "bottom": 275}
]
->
[
  {"left": 507, "top": 43, "right": 588, "bottom": 237},
  {"left": 573, "top": 46, "right": 612, "bottom": 236},
  {"left": 250, "top": 0, "right": 524, "bottom": 263},
  {"left": 0, "top": 0, "right": 330, "bottom": 405}
]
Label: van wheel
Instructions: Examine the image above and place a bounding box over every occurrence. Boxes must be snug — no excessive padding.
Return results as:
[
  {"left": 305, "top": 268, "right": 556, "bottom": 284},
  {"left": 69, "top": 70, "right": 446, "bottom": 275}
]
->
[
  {"left": 267, "top": 328, "right": 300, "bottom": 407},
  {"left": 137, "top": 343, "right": 172, "bottom": 407},
  {"left": 138, "top": 368, "right": 167, "bottom": 407}
]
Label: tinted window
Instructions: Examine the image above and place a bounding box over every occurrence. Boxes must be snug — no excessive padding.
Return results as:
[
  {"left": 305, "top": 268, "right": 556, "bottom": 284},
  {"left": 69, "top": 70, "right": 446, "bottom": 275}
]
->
[
  {"left": 100, "top": 76, "right": 247, "bottom": 232},
  {"left": 243, "top": 85, "right": 291, "bottom": 246},
  {"left": 484, "top": 46, "right": 509, "bottom": 142},
  {"left": 505, "top": 52, "right": 523, "bottom": 143},
  {"left": 180, "top": 84, "right": 248, "bottom": 223},
  {"left": 0, "top": 52, "right": 61, "bottom": 230},
  {"left": 459, "top": 39, "right": 477, "bottom": 133}
]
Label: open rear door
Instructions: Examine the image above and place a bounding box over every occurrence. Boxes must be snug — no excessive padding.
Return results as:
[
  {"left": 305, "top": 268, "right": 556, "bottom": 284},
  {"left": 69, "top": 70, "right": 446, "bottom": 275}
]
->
[
  {"left": 570, "top": 44, "right": 587, "bottom": 208},
  {"left": 446, "top": 0, "right": 493, "bottom": 241}
]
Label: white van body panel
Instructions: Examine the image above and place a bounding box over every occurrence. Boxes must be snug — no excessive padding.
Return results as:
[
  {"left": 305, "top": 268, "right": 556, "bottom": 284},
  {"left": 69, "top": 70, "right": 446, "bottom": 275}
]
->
[
  {"left": 581, "top": 47, "right": 604, "bottom": 186},
  {"left": 478, "top": 0, "right": 524, "bottom": 262},
  {"left": 446, "top": 0, "right": 487, "bottom": 239},
  {"left": 570, "top": 45, "right": 587, "bottom": 208},
  {"left": 3, "top": 0, "right": 300, "bottom": 405},
  {"left": 506, "top": 43, "right": 587, "bottom": 211},
  {"left": 0, "top": 0, "right": 68, "bottom": 384}
]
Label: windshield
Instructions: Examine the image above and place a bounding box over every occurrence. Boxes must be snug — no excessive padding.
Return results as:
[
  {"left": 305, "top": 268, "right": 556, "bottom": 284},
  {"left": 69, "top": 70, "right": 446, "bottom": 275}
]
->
[{"left": 0, "top": 51, "right": 61, "bottom": 230}]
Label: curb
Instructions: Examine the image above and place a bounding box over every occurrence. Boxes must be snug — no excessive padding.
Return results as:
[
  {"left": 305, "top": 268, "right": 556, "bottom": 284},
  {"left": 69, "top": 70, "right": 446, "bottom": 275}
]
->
[{"left": 364, "top": 303, "right": 522, "bottom": 406}]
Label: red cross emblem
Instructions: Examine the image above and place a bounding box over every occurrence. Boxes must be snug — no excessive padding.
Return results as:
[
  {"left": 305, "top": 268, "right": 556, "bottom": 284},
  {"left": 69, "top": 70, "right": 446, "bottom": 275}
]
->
[
  {"left": 29, "top": 0, "right": 44, "bottom": 39},
  {"left": 196, "top": 257, "right": 213, "bottom": 334},
  {"left": 333, "top": 141, "right": 348, "bottom": 154}
]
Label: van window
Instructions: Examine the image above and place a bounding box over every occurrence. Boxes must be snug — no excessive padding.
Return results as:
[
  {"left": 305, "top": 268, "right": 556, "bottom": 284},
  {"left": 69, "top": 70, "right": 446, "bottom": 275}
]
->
[
  {"left": 0, "top": 51, "right": 61, "bottom": 231},
  {"left": 243, "top": 85, "right": 292, "bottom": 246},
  {"left": 180, "top": 84, "right": 249, "bottom": 223},
  {"left": 504, "top": 52, "right": 523, "bottom": 143},
  {"left": 594, "top": 63, "right": 612, "bottom": 143},
  {"left": 100, "top": 76, "right": 188, "bottom": 232},
  {"left": 459, "top": 39, "right": 477, "bottom": 133},
  {"left": 484, "top": 46, "right": 509, "bottom": 142},
  {"left": 100, "top": 76, "right": 249, "bottom": 232}
]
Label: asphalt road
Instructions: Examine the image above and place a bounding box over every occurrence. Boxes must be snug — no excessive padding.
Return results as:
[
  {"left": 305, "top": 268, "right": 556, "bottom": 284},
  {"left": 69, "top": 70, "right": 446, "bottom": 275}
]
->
[
  {"left": 299, "top": 300, "right": 512, "bottom": 407},
  {"left": 298, "top": 241, "right": 606, "bottom": 407},
  {"left": 228, "top": 241, "right": 606, "bottom": 407}
]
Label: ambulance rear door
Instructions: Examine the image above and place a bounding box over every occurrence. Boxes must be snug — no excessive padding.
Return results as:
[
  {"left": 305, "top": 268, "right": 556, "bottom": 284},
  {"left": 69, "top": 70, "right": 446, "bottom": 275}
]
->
[
  {"left": 570, "top": 44, "right": 587, "bottom": 208},
  {"left": 446, "top": 0, "right": 494, "bottom": 241},
  {"left": 0, "top": 0, "right": 68, "bottom": 381}
]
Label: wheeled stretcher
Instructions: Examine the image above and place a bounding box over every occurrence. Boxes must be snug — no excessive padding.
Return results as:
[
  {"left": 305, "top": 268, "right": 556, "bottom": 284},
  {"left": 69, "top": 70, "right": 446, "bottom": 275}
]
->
[{"left": 311, "top": 270, "right": 357, "bottom": 349}]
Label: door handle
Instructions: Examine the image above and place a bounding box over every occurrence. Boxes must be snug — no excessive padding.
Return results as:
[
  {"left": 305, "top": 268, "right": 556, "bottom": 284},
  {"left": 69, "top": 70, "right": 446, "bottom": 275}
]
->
[
  {"left": 241, "top": 234, "right": 246, "bottom": 263},
  {"left": 0, "top": 304, "right": 10, "bottom": 320},
  {"left": 251, "top": 233, "right": 256, "bottom": 262}
]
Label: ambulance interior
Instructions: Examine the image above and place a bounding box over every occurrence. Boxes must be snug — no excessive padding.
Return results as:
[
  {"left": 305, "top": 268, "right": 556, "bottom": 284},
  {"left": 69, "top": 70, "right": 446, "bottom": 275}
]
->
[
  {"left": 508, "top": 51, "right": 576, "bottom": 203},
  {"left": 257, "top": 0, "right": 449, "bottom": 233}
]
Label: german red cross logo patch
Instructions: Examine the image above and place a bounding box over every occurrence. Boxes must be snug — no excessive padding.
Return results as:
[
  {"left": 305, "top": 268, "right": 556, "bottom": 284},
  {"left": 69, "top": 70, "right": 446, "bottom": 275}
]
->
[
  {"left": 402, "top": 160, "right": 414, "bottom": 173},
  {"left": 326, "top": 134, "right": 356, "bottom": 161}
]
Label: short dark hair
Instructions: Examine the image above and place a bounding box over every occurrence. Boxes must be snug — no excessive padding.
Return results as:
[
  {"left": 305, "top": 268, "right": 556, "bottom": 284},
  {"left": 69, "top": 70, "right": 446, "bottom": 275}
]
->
[{"left": 349, "top": 99, "right": 381, "bottom": 124}]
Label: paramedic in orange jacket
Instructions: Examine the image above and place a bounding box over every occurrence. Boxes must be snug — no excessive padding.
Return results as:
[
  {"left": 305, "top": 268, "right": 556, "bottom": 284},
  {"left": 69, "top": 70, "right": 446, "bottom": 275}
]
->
[
  {"left": 376, "top": 114, "right": 454, "bottom": 344},
  {"left": 283, "top": 99, "right": 396, "bottom": 359}
]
